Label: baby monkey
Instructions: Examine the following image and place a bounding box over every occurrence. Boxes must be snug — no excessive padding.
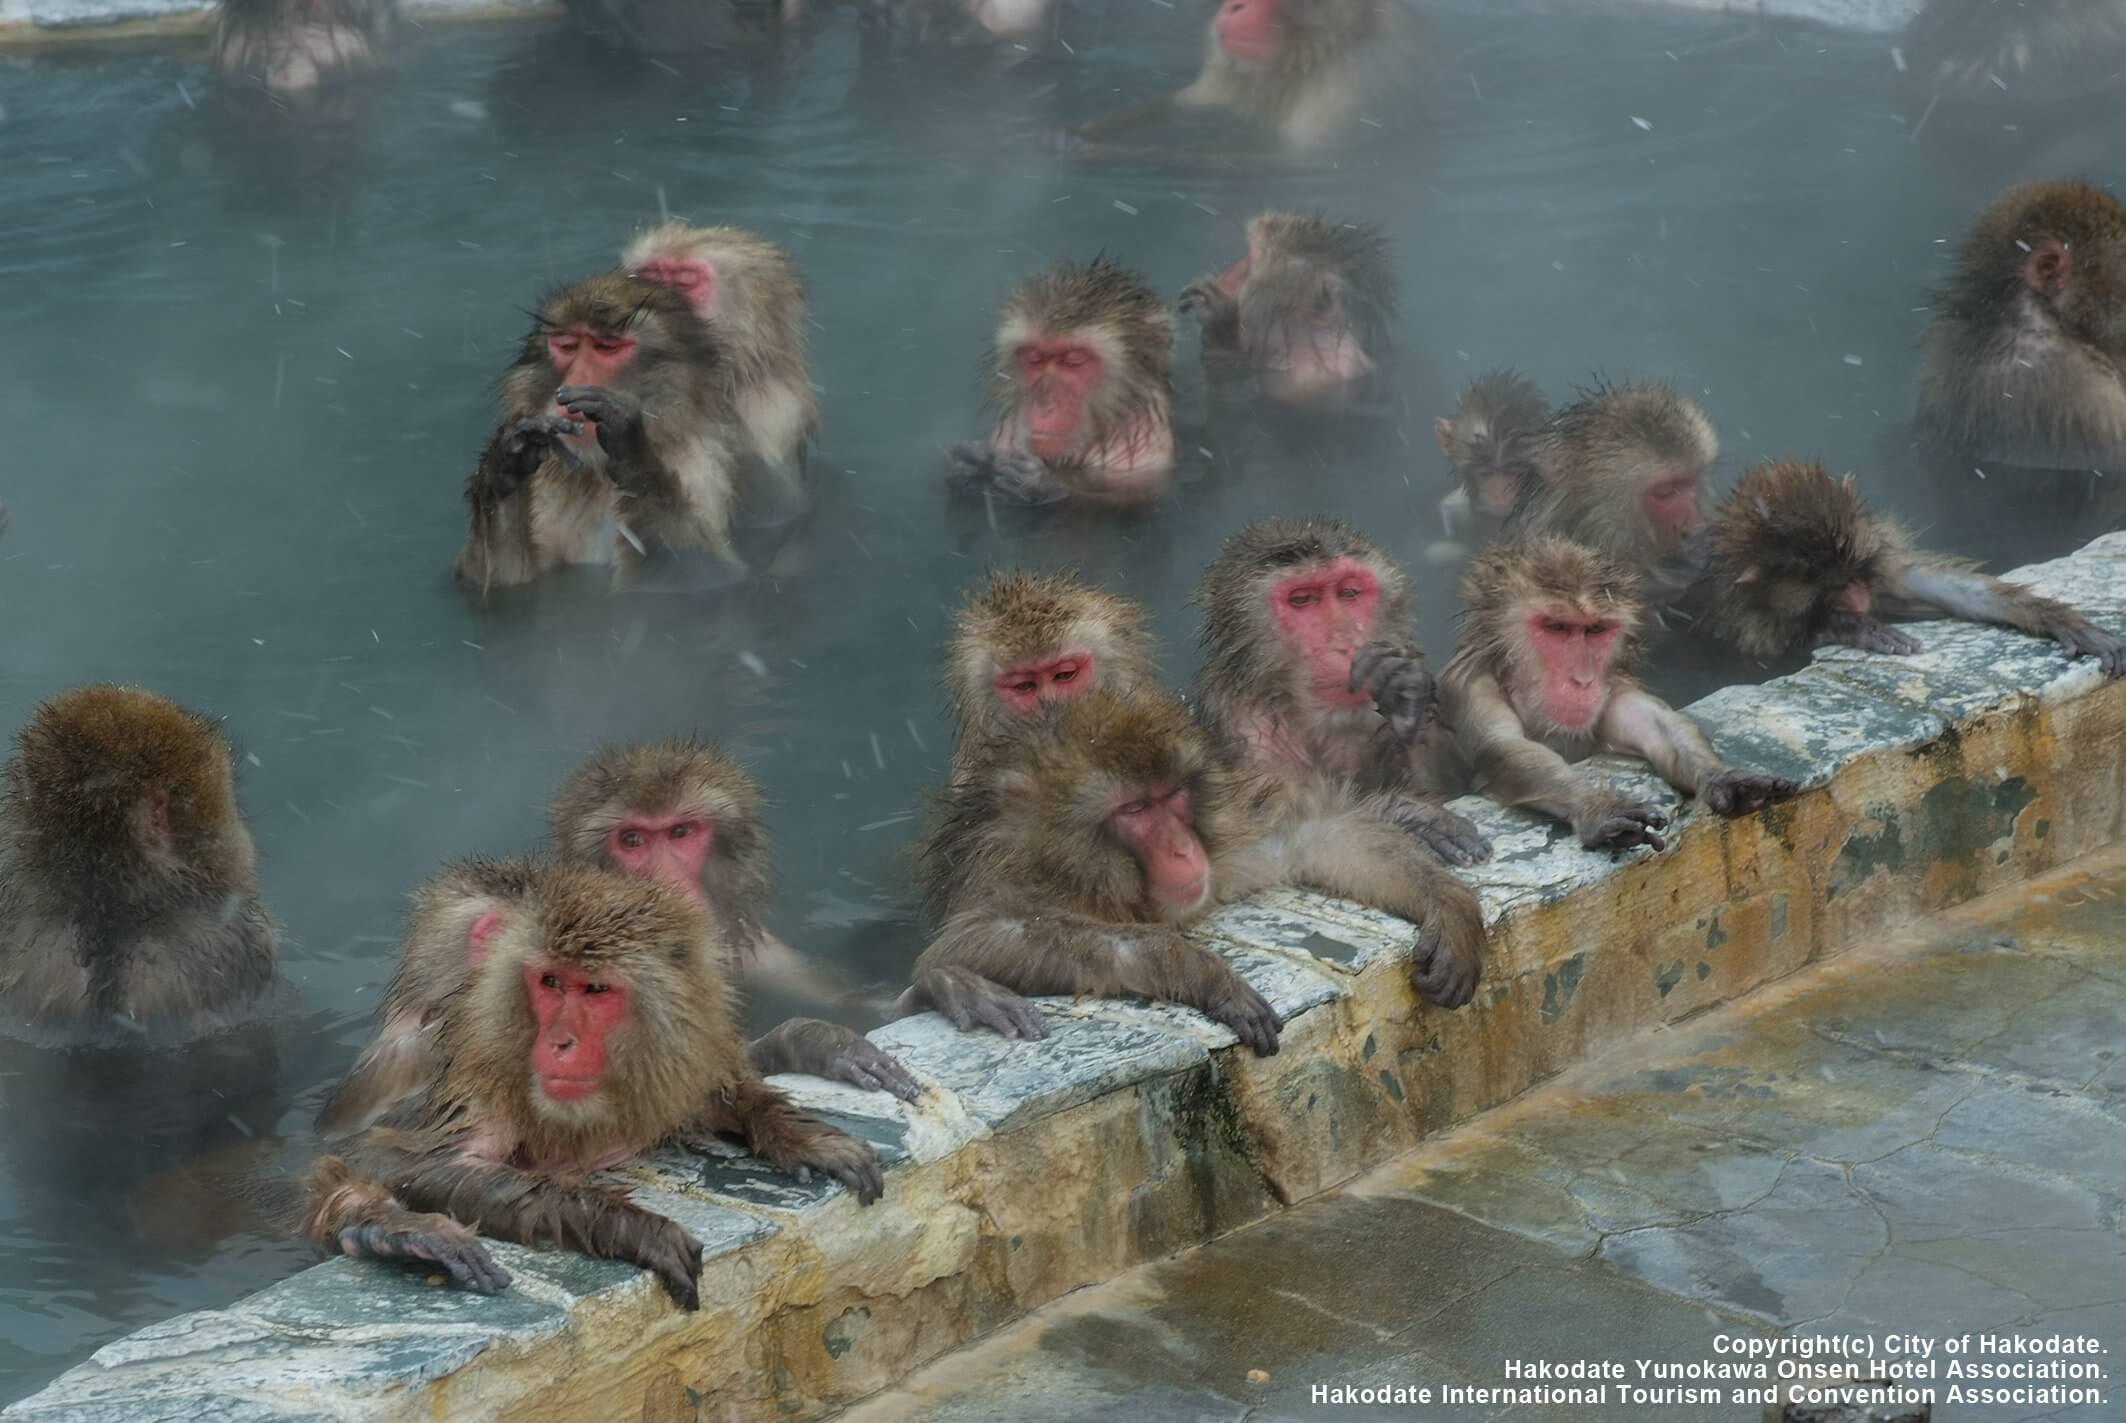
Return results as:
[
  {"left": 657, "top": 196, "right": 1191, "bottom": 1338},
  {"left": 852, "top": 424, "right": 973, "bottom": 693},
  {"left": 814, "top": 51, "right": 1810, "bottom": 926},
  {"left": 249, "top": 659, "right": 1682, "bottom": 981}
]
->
[
  {"left": 1702, "top": 460, "right": 2126, "bottom": 675},
  {"left": 1432, "top": 369, "right": 1551, "bottom": 553},
  {"left": 1441, "top": 538, "right": 1799, "bottom": 852}
]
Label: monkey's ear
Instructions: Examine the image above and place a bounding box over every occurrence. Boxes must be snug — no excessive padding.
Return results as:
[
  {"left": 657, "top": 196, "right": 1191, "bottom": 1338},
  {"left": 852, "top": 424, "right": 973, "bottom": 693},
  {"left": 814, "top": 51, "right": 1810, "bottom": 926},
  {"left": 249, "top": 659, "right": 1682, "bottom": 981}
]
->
[
  {"left": 1432, "top": 416, "right": 1455, "bottom": 456},
  {"left": 1733, "top": 566, "right": 1761, "bottom": 586},
  {"left": 468, "top": 909, "right": 506, "bottom": 967},
  {"left": 131, "top": 792, "right": 175, "bottom": 852},
  {"left": 2023, "top": 237, "right": 2070, "bottom": 297}
]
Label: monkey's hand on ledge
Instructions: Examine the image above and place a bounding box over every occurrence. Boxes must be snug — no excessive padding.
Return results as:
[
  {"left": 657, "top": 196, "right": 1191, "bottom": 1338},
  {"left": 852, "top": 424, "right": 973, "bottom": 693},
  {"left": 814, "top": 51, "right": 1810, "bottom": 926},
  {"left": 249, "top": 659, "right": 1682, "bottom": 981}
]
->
[
  {"left": 1349, "top": 641, "right": 1438, "bottom": 743},
  {"left": 335, "top": 1211, "right": 513, "bottom": 1297},
  {"left": 901, "top": 965, "right": 1050, "bottom": 1041},
  {"left": 1820, "top": 612, "right": 1925, "bottom": 657},
  {"left": 1383, "top": 795, "right": 1492, "bottom": 868},
  {"left": 1572, "top": 795, "right": 1669, "bottom": 853},
  {"left": 1409, "top": 905, "right": 1482, "bottom": 1010},
  {"left": 751, "top": 1018, "right": 924, "bottom": 1102},
  {"left": 1697, "top": 770, "right": 1799, "bottom": 819},
  {"left": 479, "top": 413, "right": 581, "bottom": 498},
  {"left": 786, "top": 1131, "right": 887, "bottom": 1205},
  {"left": 2043, "top": 615, "right": 2126, "bottom": 678},
  {"left": 946, "top": 443, "right": 1072, "bottom": 506},
  {"left": 1205, "top": 976, "right": 1282, "bottom": 1057}
]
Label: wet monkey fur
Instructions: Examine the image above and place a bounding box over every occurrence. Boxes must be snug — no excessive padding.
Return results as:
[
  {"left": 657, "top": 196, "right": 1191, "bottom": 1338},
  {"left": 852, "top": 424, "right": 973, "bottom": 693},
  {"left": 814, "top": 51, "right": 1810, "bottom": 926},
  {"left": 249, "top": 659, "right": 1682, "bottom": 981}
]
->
[
  {"left": 1433, "top": 369, "right": 1550, "bottom": 550},
  {"left": 457, "top": 273, "right": 744, "bottom": 592},
  {"left": 1181, "top": 213, "right": 1399, "bottom": 412},
  {"left": 944, "top": 569, "right": 1160, "bottom": 753},
  {"left": 1915, "top": 180, "right": 2126, "bottom": 471},
  {"left": 306, "top": 864, "right": 882, "bottom": 1308},
  {"left": 211, "top": 0, "right": 394, "bottom": 96},
  {"left": 1440, "top": 539, "right": 1800, "bottom": 852},
  {"left": 1702, "top": 460, "right": 2126, "bottom": 675},
  {"left": 949, "top": 258, "right": 1177, "bottom": 508},
  {"left": 0, "top": 686, "right": 278, "bottom": 1034}
]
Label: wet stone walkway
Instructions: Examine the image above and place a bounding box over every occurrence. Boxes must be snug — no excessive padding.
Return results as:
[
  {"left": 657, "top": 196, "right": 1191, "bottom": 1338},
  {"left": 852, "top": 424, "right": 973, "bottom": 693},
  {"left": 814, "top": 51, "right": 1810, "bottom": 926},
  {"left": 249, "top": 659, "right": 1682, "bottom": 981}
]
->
[{"left": 844, "top": 850, "right": 2126, "bottom": 1423}]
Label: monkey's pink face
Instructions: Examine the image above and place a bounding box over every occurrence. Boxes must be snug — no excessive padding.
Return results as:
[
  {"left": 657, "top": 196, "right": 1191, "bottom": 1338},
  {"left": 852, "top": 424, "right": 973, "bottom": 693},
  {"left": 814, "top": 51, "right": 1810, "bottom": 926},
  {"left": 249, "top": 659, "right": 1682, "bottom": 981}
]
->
[
  {"left": 606, "top": 815, "right": 712, "bottom": 903},
  {"left": 1268, "top": 559, "right": 1382, "bottom": 708},
  {"left": 1213, "top": 0, "right": 1280, "bottom": 65},
  {"left": 993, "top": 649, "right": 1096, "bottom": 715},
  {"left": 1639, "top": 470, "right": 1705, "bottom": 546},
  {"left": 631, "top": 255, "right": 718, "bottom": 320},
  {"left": 1111, "top": 787, "right": 1209, "bottom": 912},
  {"left": 1017, "top": 341, "right": 1104, "bottom": 461},
  {"left": 1528, "top": 607, "right": 1619, "bottom": 733},
  {"left": 525, "top": 961, "right": 628, "bottom": 1104},
  {"left": 547, "top": 326, "right": 639, "bottom": 442}
]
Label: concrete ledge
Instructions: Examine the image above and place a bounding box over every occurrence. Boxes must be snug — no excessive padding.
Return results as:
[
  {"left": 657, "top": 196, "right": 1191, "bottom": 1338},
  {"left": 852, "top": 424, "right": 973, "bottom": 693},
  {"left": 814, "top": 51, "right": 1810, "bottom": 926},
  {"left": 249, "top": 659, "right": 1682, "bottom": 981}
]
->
[{"left": 9, "top": 533, "right": 2126, "bottom": 1423}]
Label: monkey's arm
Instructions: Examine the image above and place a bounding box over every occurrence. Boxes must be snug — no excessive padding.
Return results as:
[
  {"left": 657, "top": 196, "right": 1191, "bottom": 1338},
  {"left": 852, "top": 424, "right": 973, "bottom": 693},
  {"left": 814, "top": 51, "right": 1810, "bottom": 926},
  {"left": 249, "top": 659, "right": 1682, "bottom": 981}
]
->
[
  {"left": 302, "top": 1153, "right": 512, "bottom": 1296},
  {"left": 696, "top": 1076, "right": 885, "bottom": 1204},
  {"left": 915, "top": 905, "right": 1280, "bottom": 1055},
  {"left": 895, "top": 963, "right": 1050, "bottom": 1040},
  {"left": 316, "top": 1009, "right": 439, "bottom": 1137},
  {"left": 1598, "top": 688, "right": 1797, "bottom": 818},
  {"left": 946, "top": 442, "right": 1074, "bottom": 507},
  {"left": 1286, "top": 808, "right": 1486, "bottom": 1009},
  {"left": 1177, "top": 275, "right": 1247, "bottom": 391},
  {"left": 749, "top": 1018, "right": 922, "bottom": 1102},
  {"left": 1881, "top": 560, "right": 2126, "bottom": 676},
  {"left": 458, "top": 416, "right": 579, "bottom": 590},
  {"left": 1451, "top": 673, "right": 1668, "bottom": 851},
  {"left": 747, "top": 930, "right": 895, "bottom": 1014}
]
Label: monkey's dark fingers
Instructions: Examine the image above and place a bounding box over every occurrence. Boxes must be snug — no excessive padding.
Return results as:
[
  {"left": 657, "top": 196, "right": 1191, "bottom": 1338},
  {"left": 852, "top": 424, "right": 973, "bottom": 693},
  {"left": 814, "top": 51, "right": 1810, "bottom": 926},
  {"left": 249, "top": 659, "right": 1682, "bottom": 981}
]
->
[
  {"left": 831, "top": 1047, "right": 924, "bottom": 1103},
  {"left": 1705, "top": 773, "right": 1799, "bottom": 818},
  {"left": 553, "top": 384, "right": 640, "bottom": 419},
  {"left": 1347, "top": 641, "right": 1398, "bottom": 695},
  {"left": 644, "top": 1231, "right": 704, "bottom": 1312},
  {"left": 2056, "top": 624, "right": 2126, "bottom": 677},
  {"left": 337, "top": 1223, "right": 512, "bottom": 1296},
  {"left": 1410, "top": 943, "right": 1476, "bottom": 1010},
  {"left": 974, "top": 987, "right": 1048, "bottom": 1041},
  {"left": 1585, "top": 806, "right": 1667, "bottom": 852},
  {"left": 1418, "top": 808, "right": 1493, "bottom": 867}
]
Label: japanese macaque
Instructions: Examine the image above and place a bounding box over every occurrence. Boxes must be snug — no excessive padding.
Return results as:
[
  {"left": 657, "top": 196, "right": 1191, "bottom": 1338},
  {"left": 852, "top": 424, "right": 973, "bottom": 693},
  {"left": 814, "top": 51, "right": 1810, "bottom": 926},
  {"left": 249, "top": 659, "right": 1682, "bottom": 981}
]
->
[
  {"left": 1440, "top": 539, "right": 1799, "bottom": 852},
  {"left": 1432, "top": 369, "right": 1550, "bottom": 552},
  {"left": 457, "top": 273, "right": 743, "bottom": 593},
  {"left": 944, "top": 569, "right": 1159, "bottom": 750},
  {"left": 1073, "top": 0, "right": 1416, "bottom": 155},
  {"left": 948, "top": 258, "right": 1177, "bottom": 508},
  {"left": 1195, "top": 517, "right": 1492, "bottom": 876},
  {"left": 908, "top": 684, "right": 1493, "bottom": 1045},
  {"left": 1510, "top": 380, "right": 1720, "bottom": 605},
  {"left": 1900, "top": 0, "right": 2126, "bottom": 107},
  {"left": 306, "top": 865, "right": 882, "bottom": 1307},
  {"left": 620, "top": 222, "right": 817, "bottom": 519},
  {"left": 1914, "top": 180, "right": 2126, "bottom": 470},
  {"left": 211, "top": 0, "right": 394, "bottom": 96},
  {"left": 0, "top": 686, "right": 277, "bottom": 1034},
  {"left": 857, "top": 0, "right": 1059, "bottom": 41},
  {"left": 1180, "top": 213, "right": 1397, "bottom": 412},
  {"left": 1701, "top": 460, "right": 2126, "bottom": 675}
]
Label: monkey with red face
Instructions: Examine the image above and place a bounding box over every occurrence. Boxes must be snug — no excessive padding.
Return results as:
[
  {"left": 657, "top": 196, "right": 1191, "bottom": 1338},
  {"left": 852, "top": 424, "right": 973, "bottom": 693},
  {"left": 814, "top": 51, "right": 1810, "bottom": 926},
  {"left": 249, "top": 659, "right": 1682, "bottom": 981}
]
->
[
  {"left": 948, "top": 258, "right": 1177, "bottom": 509},
  {"left": 1440, "top": 538, "right": 1799, "bottom": 852},
  {"left": 457, "top": 273, "right": 745, "bottom": 592}
]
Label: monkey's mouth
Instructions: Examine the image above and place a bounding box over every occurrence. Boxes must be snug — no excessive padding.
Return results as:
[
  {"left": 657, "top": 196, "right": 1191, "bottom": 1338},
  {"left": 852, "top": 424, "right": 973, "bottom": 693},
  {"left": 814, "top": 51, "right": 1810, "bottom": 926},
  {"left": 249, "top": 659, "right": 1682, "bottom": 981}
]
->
[{"left": 539, "top": 1076, "right": 601, "bottom": 1102}]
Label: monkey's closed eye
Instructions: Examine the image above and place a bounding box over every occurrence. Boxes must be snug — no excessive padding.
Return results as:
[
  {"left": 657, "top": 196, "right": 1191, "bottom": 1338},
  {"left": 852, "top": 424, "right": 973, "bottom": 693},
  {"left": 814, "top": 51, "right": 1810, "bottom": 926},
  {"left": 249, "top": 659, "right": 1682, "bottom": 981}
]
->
[
  {"left": 1052, "top": 667, "right": 1077, "bottom": 683},
  {"left": 1337, "top": 585, "right": 1361, "bottom": 600},
  {"left": 1287, "top": 590, "right": 1320, "bottom": 607}
]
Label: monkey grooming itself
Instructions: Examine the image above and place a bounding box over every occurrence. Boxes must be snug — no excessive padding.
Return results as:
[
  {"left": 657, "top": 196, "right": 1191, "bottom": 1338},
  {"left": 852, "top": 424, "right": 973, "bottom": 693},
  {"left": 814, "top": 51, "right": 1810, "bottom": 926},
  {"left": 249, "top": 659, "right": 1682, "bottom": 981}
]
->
[
  {"left": 948, "top": 257, "right": 1177, "bottom": 508},
  {"left": 0, "top": 685, "right": 278, "bottom": 1034},
  {"left": 1180, "top": 213, "right": 1397, "bottom": 412},
  {"left": 1915, "top": 180, "right": 2126, "bottom": 471},
  {"left": 1702, "top": 460, "right": 2126, "bottom": 675},
  {"left": 1433, "top": 369, "right": 1550, "bottom": 550},
  {"left": 1440, "top": 538, "right": 1799, "bottom": 852},
  {"left": 1195, "top": 516, "right": 1492, "bottom": 873},
  {"left": 307, "top": 864, "right": 882, "bottom": 1308},
  {"left": 457, "top": 273, "right": 745, "bottom": 591}
]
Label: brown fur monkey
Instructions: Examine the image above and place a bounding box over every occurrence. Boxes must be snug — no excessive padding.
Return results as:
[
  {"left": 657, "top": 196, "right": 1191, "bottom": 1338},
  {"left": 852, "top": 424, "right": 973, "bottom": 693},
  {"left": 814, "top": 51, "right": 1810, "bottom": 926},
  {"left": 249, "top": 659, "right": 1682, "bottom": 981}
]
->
[
  {"left": 212, "top": 0, "right": 394, "bottom": 96},
  {"left": 1440, "top": 539, "right": 1799, "bottom": 852},
  {"left": 948, "top": 257, "right": 1177, "bottom": 508},
  {"left": 1901, "top": 0, "right": 2126, "bottom": 108},
  {"left": 457, "top": 273, "right": 744, "bottom": 591},
  {"left": 1915, "top": 180, "right": 2126, "bottom": 469},
  {"left": 1195, "top": 517, "right": 1492, "bottom": 872},
  {"left": 0, "top": 686, "right": 277, "bottom": 1034},
  {"left": 1181, "top": 213, "right": 1398, "bottom": 411},
  {"left": 944, "top": 569, "right": 1159, "bottom": 753},
  {"left": 1702, "top": 460, "right": 2125, "bottom": 675},
  {"left": 1073, "top": 0, "right": 1416, "bottom": 155},
  {"left": 306, "top": 864, "right": 882, "bottom": 1308},
  {"left": 1434, "top": 369, "right": 1550, "bottom": 549}
]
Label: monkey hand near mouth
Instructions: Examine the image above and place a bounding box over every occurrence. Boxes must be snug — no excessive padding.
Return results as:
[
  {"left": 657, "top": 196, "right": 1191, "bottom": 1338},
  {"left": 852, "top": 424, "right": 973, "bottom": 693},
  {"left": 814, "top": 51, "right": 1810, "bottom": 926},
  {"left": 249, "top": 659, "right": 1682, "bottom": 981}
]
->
[
  {"left": 554, "top": 384, "right": 651, "bottom": 465},
  {"left": 1572, "top": 795, "right": 1669, "bottom": 853},
  {"left": 482, "top": 413, "right": 583, "bottom": 497},
  {"left": 946, "top": 442, "right": 1071, "bottom": 506},
  {"left": 1349, "top": 640, "right": 1437, "bottom": 743}
]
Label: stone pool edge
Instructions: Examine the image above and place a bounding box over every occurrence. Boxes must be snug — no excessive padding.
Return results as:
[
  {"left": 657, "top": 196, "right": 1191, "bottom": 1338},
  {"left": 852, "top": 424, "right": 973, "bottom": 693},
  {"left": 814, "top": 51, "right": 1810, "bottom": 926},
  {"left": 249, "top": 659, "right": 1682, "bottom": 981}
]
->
[
  {"left": 9, "top": 529, "right": 2126, "bottom": 1423},
  {"left": 0, "top": 0, "right": 1926, "bottom": 47}
]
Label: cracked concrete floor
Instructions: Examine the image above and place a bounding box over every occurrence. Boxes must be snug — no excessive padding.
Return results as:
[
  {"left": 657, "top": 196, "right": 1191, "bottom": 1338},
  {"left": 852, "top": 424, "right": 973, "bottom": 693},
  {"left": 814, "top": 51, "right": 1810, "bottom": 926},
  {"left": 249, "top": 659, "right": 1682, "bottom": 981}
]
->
[{"left": 839, "top": 850, "right": 2126, "bottom": 1423}]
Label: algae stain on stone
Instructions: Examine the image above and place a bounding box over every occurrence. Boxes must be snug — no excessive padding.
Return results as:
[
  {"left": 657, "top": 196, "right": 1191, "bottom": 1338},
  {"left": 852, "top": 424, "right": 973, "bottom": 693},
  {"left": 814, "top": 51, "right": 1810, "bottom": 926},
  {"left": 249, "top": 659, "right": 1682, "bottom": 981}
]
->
[
  {"left": 1654, "top": 960, "right": 1684, "bottom": 997},
  {"left": 1827, "top": 776, "right": 2034, "bottom": 901},
  {"left": 1377, "top": 1069, "right": 1405, "bottom": 1103},
  {"left": 1696, "top": 961, "right": 1711, "bottom": 981},
  {"left": 823, "top": 1308, "right": 870, "bottom": 1360},
  {"left": 1703, "top": 913, "right": 1728, "bottom": 950},
  {"left": 1539, "top": 954, "right": 1586, "bottom": 1024}
]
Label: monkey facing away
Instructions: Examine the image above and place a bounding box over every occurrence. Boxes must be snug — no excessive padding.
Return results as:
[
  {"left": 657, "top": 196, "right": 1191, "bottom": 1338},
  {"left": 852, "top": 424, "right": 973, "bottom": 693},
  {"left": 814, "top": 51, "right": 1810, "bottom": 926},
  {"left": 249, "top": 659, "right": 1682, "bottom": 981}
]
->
[
  {"left": 457, "top": 273, "right": 745, "bottom": 592},
  {"left": 1433, "top": 369, "right": 1550, "bottom": 551},
  {"left": 1440, "top": 539, "right": 1799, "bottom": 852},
  {"left": 1914, "top": 180, "right": 2126, "bottom": 471},
  {"left": 1180, "top": 213, "right": 1398, "bottom": 412},
  {"left": 1900, "top": 0, "right": 2126, "bottom": 108},
  {"left": 0, "top": 686, "right": 278, "bottom": 1035},
  {"left": 908, "top": 684, "right": 1492, "bottom": 1045},
  {"left": 212, "top": 0, "right": 395, "bottom": 96},
  {"left": 947, "top": 257, "right": 1177, "bottom": 508},
  {"left": 1071, "top": 0, "right": 1418, "bottom": 156},
  {"left": 1195, "top": 517, "right": 1492, "bottom": 875},
  {"left": 1701, "top": 459, "right": 2126, "bottom": 675},
  {"left": 307, "top": 864, "right": 882, "bottom": 1308}
]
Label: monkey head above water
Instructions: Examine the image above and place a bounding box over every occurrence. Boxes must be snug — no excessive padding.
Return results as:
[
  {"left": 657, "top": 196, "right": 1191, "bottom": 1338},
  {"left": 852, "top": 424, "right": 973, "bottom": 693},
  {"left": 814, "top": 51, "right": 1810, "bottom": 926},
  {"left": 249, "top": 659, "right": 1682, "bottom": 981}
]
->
[
  {"left": 1432, "top": 369, "right": 1551, "bottom": 551},
  {"left": 211, "top": 0, "right": 395, "bottom": 96},
  {"left": 943, "top": 569, "right": 1160, "bottom": 749}
]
